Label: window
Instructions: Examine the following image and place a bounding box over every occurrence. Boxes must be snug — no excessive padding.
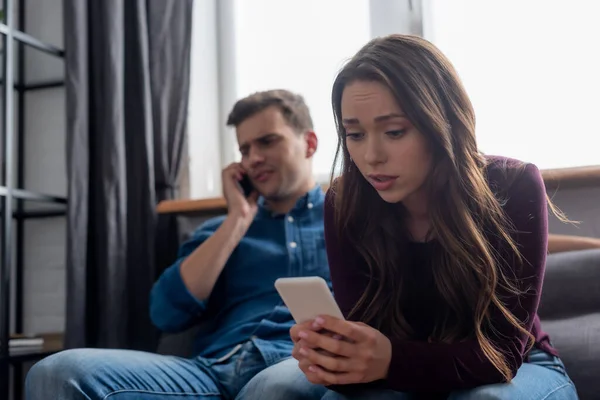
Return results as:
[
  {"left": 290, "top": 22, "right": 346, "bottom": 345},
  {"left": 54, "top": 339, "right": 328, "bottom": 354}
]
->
[
  {"left": 423, "top": 0, "right": 600, "bottom": 169},
  {"left": 187, "top": 1, "right": 595, "bottom": 199},
  {"left": 186, "top": 0, "right": 415, "bottom": 199},
  {"left": 232, "top": 0, "right": 371, "bottom": 182}
]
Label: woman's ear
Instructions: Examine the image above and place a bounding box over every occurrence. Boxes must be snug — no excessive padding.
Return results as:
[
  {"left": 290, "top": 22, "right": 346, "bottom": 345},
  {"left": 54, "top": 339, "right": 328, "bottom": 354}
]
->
[{"left": 305, "top": 131, "right": 318, "bottom": 158}]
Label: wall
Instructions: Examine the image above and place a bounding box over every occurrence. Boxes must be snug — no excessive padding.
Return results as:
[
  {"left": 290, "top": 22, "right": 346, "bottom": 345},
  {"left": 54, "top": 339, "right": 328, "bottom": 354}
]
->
[
  {"left": 547, "top": 186, "right": 600, "bottom": 238},
  {"left": 19, "top": 0, "right": 66, "bottom": 336}
]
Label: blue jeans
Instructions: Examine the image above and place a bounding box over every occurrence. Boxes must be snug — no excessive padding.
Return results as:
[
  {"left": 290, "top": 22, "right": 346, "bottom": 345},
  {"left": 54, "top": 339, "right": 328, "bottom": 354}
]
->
[
  {"left": 25, "top": 340, "right": 269, "bottom": 399},
  {"left": 237, "top": 349, "right": 578, "bottom": 400}
]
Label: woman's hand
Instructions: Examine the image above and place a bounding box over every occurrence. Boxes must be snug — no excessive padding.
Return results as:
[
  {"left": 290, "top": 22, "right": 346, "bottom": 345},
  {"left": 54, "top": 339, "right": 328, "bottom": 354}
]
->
[
  {"left": 290, "top": 319, "right": 342, "bottom": 385},
  {"left": 291, "top": 315, "right": 392, "bottom": 385}
]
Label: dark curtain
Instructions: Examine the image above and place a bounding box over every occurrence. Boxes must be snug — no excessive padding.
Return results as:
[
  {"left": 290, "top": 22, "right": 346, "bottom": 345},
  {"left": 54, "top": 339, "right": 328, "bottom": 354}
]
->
[{"left": 64, "top": 0, "right": 194, "bottom": 350}]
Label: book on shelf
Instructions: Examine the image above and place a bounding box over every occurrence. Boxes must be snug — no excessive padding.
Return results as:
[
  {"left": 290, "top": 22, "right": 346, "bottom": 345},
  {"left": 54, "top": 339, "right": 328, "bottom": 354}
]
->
[
  {"left": 0, "top": 335, "right": 43, "bottom": 355},
  {"left": 2, "top": 332, "right": 63, "bottom": 354},
  {"left": 2, "top": 334, "right": 44, "bottom": 347},
  {"left": 9, "top": 338, "right": 44, "bottom": 348}
]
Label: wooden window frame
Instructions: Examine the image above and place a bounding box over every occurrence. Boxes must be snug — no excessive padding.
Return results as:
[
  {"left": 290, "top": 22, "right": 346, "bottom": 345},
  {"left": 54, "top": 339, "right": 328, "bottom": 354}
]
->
[{"left": 157, "top": 165, "right": 600, "bottom": 215}]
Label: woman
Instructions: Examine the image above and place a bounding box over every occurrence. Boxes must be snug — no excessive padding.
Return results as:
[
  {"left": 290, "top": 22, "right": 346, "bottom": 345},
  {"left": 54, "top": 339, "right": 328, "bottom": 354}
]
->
[{"left": 237, "top": 34, "right": 578, "bottom": 399}]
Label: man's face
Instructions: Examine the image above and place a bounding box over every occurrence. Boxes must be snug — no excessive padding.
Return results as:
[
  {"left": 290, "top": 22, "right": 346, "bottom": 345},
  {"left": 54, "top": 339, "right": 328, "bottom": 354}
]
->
[{"left": 236, "top": 106, "right": 316, "bottom": 201}]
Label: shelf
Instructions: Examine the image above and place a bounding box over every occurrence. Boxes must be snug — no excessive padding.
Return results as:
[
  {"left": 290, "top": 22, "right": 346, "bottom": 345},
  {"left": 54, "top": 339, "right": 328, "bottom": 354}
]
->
[
  {"left": 3, "top": 348, "right": 60, "bottom": 364},
  {"left": 13, "top": 209, "right": 66, "bottom": 219},
  {"left": 1, "top": 2, "right": 68, "bottom": 398},
  {"left": 0, "top": 23, "right": 65, "bottom": 58},
  {"left": 1, "top": 333, "right": 64, "bottom": 364},
  {"left": 0, "top": 79, "right": 65, "bottom": 91},
  {"left": 0, "top": 187, "right": 67, "bottom": 204},
  {"left": 0, "top": 206, "right": 66, "bottom": 219},
  {"left": 21, "top": 80, "right": 65, "bottom": 91}
]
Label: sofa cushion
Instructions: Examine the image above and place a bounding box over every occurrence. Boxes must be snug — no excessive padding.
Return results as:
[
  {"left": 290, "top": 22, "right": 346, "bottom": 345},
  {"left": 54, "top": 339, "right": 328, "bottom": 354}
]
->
[
  {"left": 538, "top": 249, "right": 600, "bottom": 400},
  {"left": 541, "top": 315, "right": 600, "bottom": 400},
  {"left": 538, "top": 249, "right": 600, "bottom": 319}
]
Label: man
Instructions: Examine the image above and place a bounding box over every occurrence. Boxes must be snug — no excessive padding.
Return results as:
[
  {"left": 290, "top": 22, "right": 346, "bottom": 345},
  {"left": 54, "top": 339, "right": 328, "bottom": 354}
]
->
[{"left": 25, "top": 89, "right": 331, "bottom": 400}]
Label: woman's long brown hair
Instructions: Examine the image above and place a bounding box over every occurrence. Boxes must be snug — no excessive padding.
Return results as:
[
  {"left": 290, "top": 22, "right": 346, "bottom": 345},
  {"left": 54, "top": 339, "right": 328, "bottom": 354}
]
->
[{"left": 330, "top": 34, "right": 539, "bottom": 382}]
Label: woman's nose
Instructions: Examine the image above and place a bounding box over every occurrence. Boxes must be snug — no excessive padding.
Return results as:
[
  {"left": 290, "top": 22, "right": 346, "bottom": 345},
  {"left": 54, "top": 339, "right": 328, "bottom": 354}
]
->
[{"left": 364, "top": 137, "right": 386, "bottom": 165}]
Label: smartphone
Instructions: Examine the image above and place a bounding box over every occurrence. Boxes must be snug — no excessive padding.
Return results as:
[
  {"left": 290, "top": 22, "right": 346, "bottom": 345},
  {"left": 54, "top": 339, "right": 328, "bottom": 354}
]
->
[
  {"left": 274, "top": 276, "right": 345, "bottom": 324},
  {"left": 238, "top": 174, "right": 255, "bottom": 197}
]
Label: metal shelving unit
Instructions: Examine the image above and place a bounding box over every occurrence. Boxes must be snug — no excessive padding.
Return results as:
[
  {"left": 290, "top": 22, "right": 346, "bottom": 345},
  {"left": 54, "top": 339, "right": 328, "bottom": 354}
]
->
[{"left": 0, "top": 0, "right": 66, "bottom": 398}]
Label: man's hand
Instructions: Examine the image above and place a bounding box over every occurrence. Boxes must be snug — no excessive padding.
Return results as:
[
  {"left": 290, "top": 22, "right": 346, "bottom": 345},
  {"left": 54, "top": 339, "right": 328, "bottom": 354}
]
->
[
  {"left": 222, "top": 163, "right": 258, "bottom": 221},
  {"left": 292, "top": 316, "right": 392, "bottom": 386}
]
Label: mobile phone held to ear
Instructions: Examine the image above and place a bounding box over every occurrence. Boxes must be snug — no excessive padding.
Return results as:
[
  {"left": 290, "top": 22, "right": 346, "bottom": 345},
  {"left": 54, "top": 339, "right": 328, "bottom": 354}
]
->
[
  {"left": 238, "top": 174, "right": 255, "bottom": 197},
  {"left": 274, "top": 276, "right": 345, "bottom": 324}
]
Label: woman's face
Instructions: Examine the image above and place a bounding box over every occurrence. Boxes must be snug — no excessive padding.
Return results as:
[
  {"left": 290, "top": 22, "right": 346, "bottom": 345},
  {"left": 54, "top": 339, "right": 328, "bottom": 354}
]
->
[{"left": 341, "top": 80, "right": 433, "bottom": 210}]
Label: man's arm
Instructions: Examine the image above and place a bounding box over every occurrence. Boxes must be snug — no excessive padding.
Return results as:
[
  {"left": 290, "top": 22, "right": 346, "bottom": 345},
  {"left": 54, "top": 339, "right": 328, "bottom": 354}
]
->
[
  {"left": 179, "top": 163, "right": 258, "bottom": 300},
  {"left": 179, "top": 214, "right": 252, "bottom": 300},
  {"left": 149, "top": 228, "right": 214, "bottom": 333},
  {"left": 150, "top": 163, "right": 258, "bottom": 333},
  {"left": 548, "top": 233, "right": 600, "bottom": 254},
  {"left": 149, "top": 216, "right": 252, "bottom": 333}
]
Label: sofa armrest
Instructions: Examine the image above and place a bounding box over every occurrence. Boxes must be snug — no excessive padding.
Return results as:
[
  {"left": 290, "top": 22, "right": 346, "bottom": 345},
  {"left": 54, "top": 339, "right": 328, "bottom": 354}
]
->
[{"left": 538, "top": 249, "right": 600, "bottom": 320}]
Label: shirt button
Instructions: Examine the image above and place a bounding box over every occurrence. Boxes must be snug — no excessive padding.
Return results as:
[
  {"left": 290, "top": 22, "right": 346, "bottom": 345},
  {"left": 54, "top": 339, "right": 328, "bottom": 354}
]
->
[
  {"left": 307, "top": 202, "right": 313, "bottom": 209},
  {"left": 287, "top": 216, "right": 294, "bottom": 223},
  {"left": 289, "top": 242, "right": 297, "bottom": 249}
]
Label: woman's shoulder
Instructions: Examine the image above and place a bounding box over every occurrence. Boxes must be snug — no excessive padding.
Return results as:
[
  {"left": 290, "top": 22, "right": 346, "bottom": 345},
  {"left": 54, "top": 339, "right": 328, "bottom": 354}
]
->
[
  {"left": 483, "top": 155, "right": 544, "bottom": 199},
  {"left": 483, "top": 155, "right": 547, "bottom": 237}
]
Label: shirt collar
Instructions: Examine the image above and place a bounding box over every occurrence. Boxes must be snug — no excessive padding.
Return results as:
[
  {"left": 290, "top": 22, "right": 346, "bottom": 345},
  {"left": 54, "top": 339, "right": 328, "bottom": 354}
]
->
[{"left": 257, "top": 184, "right": 324, "bottom": 218}]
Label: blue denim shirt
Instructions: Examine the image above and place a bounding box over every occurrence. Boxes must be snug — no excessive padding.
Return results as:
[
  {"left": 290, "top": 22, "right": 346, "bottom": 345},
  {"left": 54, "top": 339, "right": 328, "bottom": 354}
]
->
[{"left": 150, "top": 185, "right": 329, "bottom": 366}]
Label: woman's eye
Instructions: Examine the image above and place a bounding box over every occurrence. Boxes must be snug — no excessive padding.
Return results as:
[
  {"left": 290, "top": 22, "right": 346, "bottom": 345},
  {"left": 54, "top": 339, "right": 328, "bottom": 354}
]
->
[
  {"left": 386, "top": 129, "right": 406, "bottom": 138},
  {"left": 345, "top": 133, "right": 364, "bottom": 140}
]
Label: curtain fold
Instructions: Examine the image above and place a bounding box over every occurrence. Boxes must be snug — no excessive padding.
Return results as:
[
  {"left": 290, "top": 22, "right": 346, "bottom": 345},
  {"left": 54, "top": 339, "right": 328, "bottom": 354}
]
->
[{"left": 64, "top": 0, "right": 193, "bottom": 350}]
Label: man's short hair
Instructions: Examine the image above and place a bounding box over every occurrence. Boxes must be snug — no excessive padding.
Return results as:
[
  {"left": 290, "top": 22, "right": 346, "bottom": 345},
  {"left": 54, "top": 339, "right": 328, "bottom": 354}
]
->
[{"left": 226, "top": 89, "right": 314, "bottom": 133}]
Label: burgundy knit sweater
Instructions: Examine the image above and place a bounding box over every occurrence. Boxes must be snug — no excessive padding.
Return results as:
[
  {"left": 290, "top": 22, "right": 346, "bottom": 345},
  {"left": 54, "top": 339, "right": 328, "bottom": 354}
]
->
[{"left": 324, "top": 157, "right": 555, "bottom": 394}]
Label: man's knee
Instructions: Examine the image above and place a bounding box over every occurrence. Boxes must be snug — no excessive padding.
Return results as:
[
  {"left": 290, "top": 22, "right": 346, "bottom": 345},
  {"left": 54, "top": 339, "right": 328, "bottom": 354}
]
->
[
  {"left": 449, "top": 383, "right": 521, "bottom": 400},
  {"left": 238, "top": 357, "right": 327, "bottom": 400},
  {"left": 322, "top": 389, "right": 412, "bottom": 400},
  {"left": 26, "top": 348, "right": 106, "bottom": 397},
  {"left": 238, "top": 358, "right": 298, "bottom": 396},
  {"left": 28, "top": 349, "right": 87, "bottom": 382},
  {"left": 448, "top": 387, "right": 503, "bottom": 400}
]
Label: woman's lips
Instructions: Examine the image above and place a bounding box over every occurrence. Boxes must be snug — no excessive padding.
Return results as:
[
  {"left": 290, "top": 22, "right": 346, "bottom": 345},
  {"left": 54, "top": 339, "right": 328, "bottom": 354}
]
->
[{"left": 367, "top": 174, "right": 398, "bottom": 191}]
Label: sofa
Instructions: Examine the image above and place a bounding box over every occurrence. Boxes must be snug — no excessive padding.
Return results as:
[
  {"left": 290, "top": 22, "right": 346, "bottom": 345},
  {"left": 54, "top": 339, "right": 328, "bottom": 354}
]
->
[
  {"left": 157, "top": 248, "right": 600, "bottom": 399},
  {"left": 536, "top": 248, "right": 600, "bottom": 400}
]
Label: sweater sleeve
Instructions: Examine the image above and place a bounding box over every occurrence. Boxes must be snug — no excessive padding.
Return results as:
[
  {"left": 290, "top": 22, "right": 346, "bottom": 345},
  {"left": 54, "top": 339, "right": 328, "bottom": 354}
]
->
[{"left": 324, "top": 165, "right": 549, "bottom": 392}]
